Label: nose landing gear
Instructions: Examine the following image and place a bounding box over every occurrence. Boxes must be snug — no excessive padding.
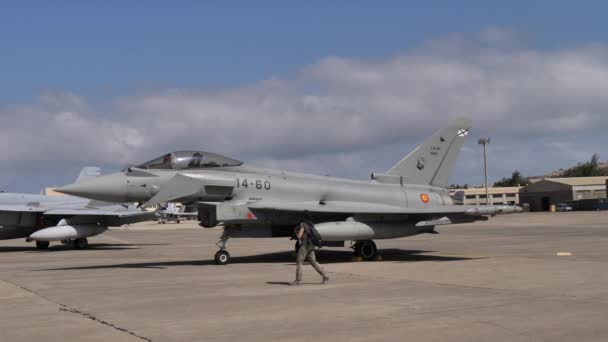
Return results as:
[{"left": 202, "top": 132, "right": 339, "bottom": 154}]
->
[
  {"left": 214, "top": 229, "right": 231, "bottom": 265},
  {"left": 214, "top": 250, "right": 230, "bottom": 265}
]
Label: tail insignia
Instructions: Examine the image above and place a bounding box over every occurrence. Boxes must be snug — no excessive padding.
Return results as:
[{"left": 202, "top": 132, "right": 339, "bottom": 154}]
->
[
  {"left": 416, "top": 157, "right": 425, "bottom": 170},
  {"left": 457, "top": 129, "right": 469, "bottom": 137}
]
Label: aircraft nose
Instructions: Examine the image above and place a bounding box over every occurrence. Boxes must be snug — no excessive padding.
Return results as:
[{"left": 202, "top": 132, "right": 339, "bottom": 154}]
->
[{"left": 56, "top": 172, "right": 127, "bottom": 202}]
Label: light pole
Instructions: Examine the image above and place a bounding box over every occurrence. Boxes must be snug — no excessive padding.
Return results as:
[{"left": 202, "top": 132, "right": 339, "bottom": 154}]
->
[{"left": 478, "top": 137, "right": 491, "bottom": 205}]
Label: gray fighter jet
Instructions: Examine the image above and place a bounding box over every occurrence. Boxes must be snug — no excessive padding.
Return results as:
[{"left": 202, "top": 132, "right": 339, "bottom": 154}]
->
[
  {"left": 58, "top": 118, "right": 521, "bottom": 264},
  {"left": 155, "top": 203, "right": 198, "bottom": 224},
  {"left": 0, "top": 167, "right": 154, "bottom": 249}
]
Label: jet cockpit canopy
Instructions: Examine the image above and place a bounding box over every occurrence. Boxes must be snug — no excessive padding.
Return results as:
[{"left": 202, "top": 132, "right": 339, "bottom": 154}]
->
[{"left": 136, "top": 151, "right": 243, "bottom": 170}]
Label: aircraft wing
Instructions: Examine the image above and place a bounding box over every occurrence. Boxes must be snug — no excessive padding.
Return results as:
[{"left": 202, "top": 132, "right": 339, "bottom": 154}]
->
[
  {"left": 42, "top": 208, "right": 155, "bottom": 226},
  {"left": 0, "top": 205, "right": 152, "bottom": 217},
  {"left": 0, "top": 205, "right": 48, "bottom": 213},
  {"left": 0, "top": 204, "right": 154, "bottom": 227},
  {"left": 247, "top": 201, "right": 521, "bottom": 219},
  {"left": 43, "top": 208, "right": 150, "bottom": 217}
]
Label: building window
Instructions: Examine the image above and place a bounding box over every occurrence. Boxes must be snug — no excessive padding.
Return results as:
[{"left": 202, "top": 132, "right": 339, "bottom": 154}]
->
[
  {"left": 492, "top": 194, "right": 503, "bottom": 198},
  {"left": 465, "top": 195, "right": 477, "bottom": 199},
  {"left": 479, "top": 195, "right": 487, "bottom": 199}
]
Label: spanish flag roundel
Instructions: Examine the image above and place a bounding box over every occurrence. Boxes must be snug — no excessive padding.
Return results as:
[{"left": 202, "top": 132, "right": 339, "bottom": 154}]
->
[{"left": 420, "top": 193, "right": 429, "bottom": 203}]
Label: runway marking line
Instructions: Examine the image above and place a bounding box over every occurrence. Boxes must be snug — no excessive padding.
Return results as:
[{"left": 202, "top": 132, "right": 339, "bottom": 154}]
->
[{"left": 556, "top": 252, "right": 572, "bottom": 256}]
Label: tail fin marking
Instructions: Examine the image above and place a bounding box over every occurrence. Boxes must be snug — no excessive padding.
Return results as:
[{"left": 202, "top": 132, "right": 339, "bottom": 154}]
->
[{"left": 386, "top": 117, "right": 472, "bottom": 188}]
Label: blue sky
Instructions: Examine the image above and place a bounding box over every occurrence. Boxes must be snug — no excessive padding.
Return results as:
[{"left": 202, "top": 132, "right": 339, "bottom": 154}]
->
[
  {"left": 3, "top": 1, "right": 607, "bottom": 102},
  {"left": 1, "top": 1, "right": 608, "bottom": 192}
]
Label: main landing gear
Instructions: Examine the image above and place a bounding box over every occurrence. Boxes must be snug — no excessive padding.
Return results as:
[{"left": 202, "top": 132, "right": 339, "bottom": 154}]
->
[
  {"left": 353, "top": 240, "right": 378, "bottom": 261},
  {"left": 214, "top": 229, "right": 231, "bottom": 265},
  {"left": 34, "top": 238, "right": 89, "bottom": 250},
  {"left": 74, "top": 238, "right": 88, "bottom": 250},
  {"left": 36, "top": 241, "right": 49, "bottom": 250}
]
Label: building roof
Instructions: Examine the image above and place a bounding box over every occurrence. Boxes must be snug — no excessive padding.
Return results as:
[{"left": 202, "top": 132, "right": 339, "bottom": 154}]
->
[
  {"left": 543, "top": 177, "right": 608, "bottom": 186},
  {"left": 450, "top": 187, "right": 521, "bottom": 195}
]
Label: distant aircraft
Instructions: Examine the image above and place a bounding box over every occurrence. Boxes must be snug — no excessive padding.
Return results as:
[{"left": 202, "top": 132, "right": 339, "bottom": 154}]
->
[
  {"left": 58, "top": 118, "right": 521, "bottom": 264},
  {"left": 155, "top": 202, "right": 197, "bottom": 224},
  {"left": 0, "top": 167, "right": 154, "bottom": 249}
]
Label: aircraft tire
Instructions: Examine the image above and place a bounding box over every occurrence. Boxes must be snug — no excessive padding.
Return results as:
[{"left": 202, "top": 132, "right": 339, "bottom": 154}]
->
[
  {"left": 214, "top": 250, "right": 231, "bottom": 265},
  {"left": 176, "top": 220, "right": 181, "bottom": 224},
  {"left": 355, "top": 240, "right": 377, "bottom": 261},
  {"left": 36, "top": 241, "right": 50, "bottom": 250},
  {"left": 74, "top": 238, "right": 88, "bottom": 250}
]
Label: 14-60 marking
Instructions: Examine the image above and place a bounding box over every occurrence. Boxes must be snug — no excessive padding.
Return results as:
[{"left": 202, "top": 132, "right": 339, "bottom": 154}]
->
[{"left": 236, "top": 178, "right": 271, "bottom": 190}]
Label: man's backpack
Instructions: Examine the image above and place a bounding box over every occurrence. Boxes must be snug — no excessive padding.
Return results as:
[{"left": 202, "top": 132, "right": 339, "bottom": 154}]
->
[{"left": 304, "top": 221, "right": 324, "bottom": 248}]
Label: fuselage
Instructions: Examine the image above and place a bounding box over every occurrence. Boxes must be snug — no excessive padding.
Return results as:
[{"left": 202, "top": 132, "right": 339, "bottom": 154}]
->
[{"left": 83, "top": 165, "right": 454, "bottom": 210}]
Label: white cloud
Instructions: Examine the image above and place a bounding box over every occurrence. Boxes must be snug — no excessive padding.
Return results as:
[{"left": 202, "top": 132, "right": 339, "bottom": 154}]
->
[
  {"left": 1, "top": 29, "right": 608, "bottom": 191},
  {"left": 0, "top": 94, "right": 144, "bottom": 166}
]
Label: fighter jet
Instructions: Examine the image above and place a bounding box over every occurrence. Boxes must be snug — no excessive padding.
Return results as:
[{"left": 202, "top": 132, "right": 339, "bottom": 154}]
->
[
  {"left": 155, "top": 203, "right": 198, "bottom": 224},
  {"left": 58, "top": 118, "right": 521, "bottom": 264},
  {"left": 0, "top": 167, "right": 155, "bottom": 249}
]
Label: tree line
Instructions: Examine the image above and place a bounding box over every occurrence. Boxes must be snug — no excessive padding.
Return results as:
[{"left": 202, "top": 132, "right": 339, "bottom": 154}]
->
[{"left": 493, "top": 154, "right": 608, "bottom": 187}]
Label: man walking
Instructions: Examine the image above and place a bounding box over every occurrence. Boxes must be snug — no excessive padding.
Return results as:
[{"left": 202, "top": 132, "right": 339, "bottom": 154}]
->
[{"left": 291, "top": 219, "right": 329, "bottom": 286}]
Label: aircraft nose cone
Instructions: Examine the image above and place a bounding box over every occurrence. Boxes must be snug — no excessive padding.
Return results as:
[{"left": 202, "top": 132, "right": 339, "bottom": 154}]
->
[{"left": 56, "top": 172, "right": 127, "bottom": 202}]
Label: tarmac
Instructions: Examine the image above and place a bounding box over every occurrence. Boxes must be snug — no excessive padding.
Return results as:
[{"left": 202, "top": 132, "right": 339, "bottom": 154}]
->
[{"left": 1, "top": 211, "right": 608, "bottom": 342}]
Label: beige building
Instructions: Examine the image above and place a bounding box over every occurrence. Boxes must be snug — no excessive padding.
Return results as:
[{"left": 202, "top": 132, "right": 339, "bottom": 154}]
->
[
  {"left": 450, "top": 187, "right": 521, "bottom": 206},
  {"left": 519, "top": 177, "right": 608, "bottom": 211}
]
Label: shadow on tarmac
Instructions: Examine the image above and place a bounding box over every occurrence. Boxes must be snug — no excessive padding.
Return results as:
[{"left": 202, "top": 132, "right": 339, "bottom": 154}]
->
[
  {"left": 0, "top": 243, "right": 170, "bottom": 253},
  {"left": 38, "top": 249, "right": 480, "bottom": 271},
  {"left": 266, "top": 281, "right": 293, "bottom": 286}
]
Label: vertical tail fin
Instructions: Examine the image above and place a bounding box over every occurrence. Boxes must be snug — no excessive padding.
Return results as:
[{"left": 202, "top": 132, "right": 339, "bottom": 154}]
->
[
  {"left": 386, "top": 117, "right": 472, "bottom": 188},
  {"left": 74, "top": 167, "right": 106, "bottom": 206},
  {"left": 75, "top": 167, "right": 101, "bottom": 183}
]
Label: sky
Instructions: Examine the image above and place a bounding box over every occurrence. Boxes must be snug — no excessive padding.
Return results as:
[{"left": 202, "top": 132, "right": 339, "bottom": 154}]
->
[{"left": 1, "top": 1, "right": 608, "bottom": 192}]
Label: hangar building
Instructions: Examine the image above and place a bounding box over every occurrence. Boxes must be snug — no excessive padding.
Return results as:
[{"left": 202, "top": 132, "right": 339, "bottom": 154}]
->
[
  {"left": 519, "top": 177, "right": 608, "bottom": 211},
  {"left": 450, "top": 187, "right": 521, "bottom": 206}
]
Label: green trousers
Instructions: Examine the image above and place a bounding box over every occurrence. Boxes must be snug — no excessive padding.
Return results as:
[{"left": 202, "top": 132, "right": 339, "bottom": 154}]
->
[{"left": 296, "top": 241, "right": 328, "bottom": 281}]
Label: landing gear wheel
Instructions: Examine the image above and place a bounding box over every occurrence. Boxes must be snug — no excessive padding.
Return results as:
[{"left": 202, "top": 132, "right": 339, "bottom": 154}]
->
[
  {"left": 354, "top": 240, "right": 377, "bottom": 261},
  {"left": 176, "top": 219, "right": 181, "bottom": 224},
  {"left": 214, "top": 250, "right": 231, "bottom": 265},
  {"left": 74, "top": 238, "right": 88, "bottom": 250},
  {"left": 36, "top": 241, "right": 50, "bottom": 250}
]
